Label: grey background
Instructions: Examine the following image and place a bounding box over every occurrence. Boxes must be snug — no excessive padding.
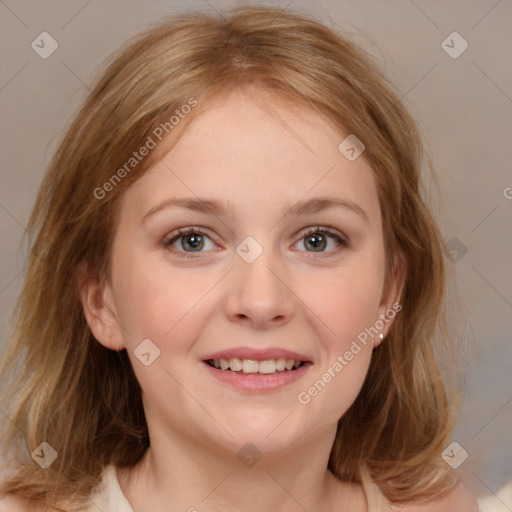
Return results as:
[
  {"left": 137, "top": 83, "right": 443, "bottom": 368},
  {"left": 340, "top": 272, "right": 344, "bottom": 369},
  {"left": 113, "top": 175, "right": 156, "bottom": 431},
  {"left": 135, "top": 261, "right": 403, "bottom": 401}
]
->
[{"left": 1, "top": 0, "right": 511, "bottom": 510}]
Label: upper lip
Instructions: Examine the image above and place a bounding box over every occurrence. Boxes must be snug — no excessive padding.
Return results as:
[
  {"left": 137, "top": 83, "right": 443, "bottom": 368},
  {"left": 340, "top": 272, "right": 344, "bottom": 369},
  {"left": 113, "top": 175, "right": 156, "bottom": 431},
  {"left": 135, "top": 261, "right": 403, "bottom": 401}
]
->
[{"left": 202, "top": 347, "right": 311, "bottom": 362}]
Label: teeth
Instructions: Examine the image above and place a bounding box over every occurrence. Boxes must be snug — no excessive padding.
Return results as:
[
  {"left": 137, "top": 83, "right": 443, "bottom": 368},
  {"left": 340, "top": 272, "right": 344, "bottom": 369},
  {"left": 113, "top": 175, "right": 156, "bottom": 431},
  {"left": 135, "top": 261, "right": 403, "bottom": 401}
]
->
[
  {"left": 242, "top": 359, "right": 259, "bottom": 373},
  {"left": 259, "top": 360, "right": 276, "bottom": 374},
  {"left": 209, "top": 357, "right": 304, "bottom": 374},
  {"left": 229, "top": 358, "right": 242, "bottom": 371}
]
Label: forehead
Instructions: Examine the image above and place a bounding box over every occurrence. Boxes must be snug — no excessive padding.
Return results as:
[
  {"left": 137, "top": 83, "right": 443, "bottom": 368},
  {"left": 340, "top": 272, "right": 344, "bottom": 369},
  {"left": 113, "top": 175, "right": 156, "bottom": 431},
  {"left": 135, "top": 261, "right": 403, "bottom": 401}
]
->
[{"left": 120, "top": 87, "right": 381, "bottom": 226}]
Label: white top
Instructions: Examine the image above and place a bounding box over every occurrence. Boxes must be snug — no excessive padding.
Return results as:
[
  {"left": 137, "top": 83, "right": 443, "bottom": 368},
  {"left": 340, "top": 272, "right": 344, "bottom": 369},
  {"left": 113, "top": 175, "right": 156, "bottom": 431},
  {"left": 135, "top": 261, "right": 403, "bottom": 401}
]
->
[
  {"left": 82, "top": 464, "right": 393, "bottom": 512},
  {"left": 82, "top": 465, "right": 133, "bottom": 511}
]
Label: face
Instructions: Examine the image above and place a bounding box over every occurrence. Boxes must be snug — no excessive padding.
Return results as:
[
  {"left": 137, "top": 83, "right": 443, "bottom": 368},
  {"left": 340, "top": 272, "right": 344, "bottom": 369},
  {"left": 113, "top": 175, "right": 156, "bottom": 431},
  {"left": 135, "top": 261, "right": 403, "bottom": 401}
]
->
[{"left": 84, "top": 87, "right": 401, "bottom": 457}]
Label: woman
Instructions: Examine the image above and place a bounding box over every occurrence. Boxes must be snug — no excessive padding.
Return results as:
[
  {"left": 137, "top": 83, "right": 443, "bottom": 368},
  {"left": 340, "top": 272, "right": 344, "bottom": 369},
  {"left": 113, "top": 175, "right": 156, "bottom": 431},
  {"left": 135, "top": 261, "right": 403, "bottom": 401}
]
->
[{"left": 0, "top": 5, "right": 478, "bottom": 511}]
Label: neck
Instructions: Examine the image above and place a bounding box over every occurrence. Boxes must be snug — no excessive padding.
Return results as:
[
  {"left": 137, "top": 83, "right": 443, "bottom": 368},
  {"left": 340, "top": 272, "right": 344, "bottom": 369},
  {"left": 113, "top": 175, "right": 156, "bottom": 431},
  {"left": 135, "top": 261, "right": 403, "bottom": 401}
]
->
[{"left": 117, "top": 422, "right": 365, "bottom": 512}]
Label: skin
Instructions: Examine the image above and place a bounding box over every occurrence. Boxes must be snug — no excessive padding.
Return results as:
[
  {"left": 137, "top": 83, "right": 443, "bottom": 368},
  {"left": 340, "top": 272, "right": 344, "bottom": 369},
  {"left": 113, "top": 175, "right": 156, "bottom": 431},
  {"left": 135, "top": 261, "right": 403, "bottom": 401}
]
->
[{"left": 9, "top": 86, "right": 473, "bottom": 512}]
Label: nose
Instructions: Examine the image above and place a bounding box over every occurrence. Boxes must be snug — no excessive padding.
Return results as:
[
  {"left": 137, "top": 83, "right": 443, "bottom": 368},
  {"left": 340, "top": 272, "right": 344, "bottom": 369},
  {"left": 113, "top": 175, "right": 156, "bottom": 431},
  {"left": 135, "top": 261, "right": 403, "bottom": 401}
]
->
[{"left": 225, "top": 247, "right": 295, "bottom": 330}]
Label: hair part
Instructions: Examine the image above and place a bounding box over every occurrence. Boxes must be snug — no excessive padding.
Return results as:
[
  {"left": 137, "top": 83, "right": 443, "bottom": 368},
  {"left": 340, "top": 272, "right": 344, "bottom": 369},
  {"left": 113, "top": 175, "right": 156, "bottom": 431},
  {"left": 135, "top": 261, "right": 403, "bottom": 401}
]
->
[{"left": 0, "top": 5, "right": 458, "bottom": 509}]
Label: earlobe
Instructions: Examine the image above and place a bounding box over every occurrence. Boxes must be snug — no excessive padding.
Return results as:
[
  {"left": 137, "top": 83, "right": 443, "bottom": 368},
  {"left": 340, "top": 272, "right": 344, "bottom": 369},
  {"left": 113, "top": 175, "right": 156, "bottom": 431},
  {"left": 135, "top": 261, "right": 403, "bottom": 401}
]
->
[
  {"left": 373, "top": 332, "right": 385, "bottom": 348},
  {"left": 76, "top": 264, "right": 125, "bottom": 351}
]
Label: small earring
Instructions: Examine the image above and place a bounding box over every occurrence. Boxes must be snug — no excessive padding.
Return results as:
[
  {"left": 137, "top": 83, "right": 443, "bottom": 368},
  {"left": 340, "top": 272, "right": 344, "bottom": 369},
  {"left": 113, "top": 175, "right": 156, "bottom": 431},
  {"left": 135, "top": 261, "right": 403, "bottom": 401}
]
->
[{"left": 379, "top": 333, "right": 384, "bottom": 340}]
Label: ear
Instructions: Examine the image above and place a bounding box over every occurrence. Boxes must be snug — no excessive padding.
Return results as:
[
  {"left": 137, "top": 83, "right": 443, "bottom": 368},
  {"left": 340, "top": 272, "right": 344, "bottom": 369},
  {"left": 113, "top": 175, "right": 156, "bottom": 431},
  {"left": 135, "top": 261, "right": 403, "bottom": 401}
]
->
[
  {"left": 77, "top": 263, "right": 126, "bottom": 351},
  {"left": 374, "top": 253, "right": 406, "bottom": 347}
]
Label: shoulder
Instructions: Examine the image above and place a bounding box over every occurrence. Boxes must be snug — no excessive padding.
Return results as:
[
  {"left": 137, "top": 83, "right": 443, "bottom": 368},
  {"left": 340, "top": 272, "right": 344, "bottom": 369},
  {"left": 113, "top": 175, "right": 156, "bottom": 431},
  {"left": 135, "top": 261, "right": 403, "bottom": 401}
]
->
[
  {"left": 391, "top": 481, "right": 480, "bottom": 512},
  {"left": 0, "top": 494, "right": 31, "bottom": 512},
  {"left": 0, "top": 493, "right": 59, "bottom": 512}
]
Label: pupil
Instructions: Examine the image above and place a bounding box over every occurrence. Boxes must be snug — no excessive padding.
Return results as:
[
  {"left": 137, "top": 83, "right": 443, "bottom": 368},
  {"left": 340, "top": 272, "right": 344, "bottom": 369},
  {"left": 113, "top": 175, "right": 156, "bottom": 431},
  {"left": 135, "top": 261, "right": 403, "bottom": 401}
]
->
[
  {"left": 183, "top": 234, "right": 203, "bottom": 251},
  {"left": 306, "top": 233, "right": 326, "bottom": 252}
]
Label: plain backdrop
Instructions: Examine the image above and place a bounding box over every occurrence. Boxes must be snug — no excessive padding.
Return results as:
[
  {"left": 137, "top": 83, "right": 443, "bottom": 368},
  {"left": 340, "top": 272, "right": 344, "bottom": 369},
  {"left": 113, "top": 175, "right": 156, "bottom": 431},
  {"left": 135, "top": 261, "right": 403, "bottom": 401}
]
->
[{"left": 1, "top": 1, "right": 511, "bottom": 510}]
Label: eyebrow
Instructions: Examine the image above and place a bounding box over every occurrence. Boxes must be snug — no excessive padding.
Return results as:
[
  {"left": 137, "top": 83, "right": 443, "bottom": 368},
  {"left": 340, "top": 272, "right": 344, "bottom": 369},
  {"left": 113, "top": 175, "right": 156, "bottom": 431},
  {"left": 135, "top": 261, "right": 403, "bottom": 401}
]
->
[{"left": 142, "top": 196, "right": 369, "bottom": 223}]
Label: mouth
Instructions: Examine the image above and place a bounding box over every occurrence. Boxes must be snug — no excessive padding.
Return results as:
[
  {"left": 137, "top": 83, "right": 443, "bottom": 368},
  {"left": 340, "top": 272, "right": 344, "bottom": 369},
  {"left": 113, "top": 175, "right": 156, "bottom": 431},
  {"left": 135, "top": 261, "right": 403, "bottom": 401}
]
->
[
  {"left": 204, "top": 357, "right": 309, "bottom": 375},
  {"left": 201, "top": 347, "right": 312, "bottom": 391}
]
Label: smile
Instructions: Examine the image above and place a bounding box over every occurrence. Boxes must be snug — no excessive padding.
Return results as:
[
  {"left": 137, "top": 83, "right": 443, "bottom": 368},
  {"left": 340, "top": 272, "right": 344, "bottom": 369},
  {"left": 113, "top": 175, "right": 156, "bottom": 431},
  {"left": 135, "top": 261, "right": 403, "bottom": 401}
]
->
[{"left": 205, "top": 357, "right": 306, "bottom": 375}]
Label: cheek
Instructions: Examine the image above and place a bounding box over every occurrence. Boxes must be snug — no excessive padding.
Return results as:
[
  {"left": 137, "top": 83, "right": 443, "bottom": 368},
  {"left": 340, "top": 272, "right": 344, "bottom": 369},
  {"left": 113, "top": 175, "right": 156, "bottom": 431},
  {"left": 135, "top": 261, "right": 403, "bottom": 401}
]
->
[
  {"left": 296, "top": 279, "right": 377, "bottom": 423},
  {"left": 300, "top": 348, "right": 373, "bottom": 423},
  {"left": 111, "top": 251, "right": 217, "bottom": 348},
  {"left": 294, "top": 254, "right": 384, "bottom": 417},
  {"left": 299, "top": 253, "right": 385, "bottom": 352}
]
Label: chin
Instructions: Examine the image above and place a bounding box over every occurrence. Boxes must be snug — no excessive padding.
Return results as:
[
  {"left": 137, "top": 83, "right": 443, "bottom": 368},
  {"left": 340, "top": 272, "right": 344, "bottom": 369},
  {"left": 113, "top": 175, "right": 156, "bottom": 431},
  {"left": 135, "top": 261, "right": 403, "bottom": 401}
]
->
[{"left": 205, "top": 412, "right": 314, "bottom": 457}]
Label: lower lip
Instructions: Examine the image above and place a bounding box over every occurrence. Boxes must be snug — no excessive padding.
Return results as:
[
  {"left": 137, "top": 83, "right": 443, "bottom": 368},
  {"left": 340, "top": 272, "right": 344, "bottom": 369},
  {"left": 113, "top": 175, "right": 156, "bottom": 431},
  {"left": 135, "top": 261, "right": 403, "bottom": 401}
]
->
[{"left": 202, "top": 361, "right": 312, "bottom": 392}]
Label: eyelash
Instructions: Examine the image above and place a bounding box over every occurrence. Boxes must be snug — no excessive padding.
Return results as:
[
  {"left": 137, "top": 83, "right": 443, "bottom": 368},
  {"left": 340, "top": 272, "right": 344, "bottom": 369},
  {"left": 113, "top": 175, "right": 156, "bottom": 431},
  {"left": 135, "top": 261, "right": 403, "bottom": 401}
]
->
[{"left": 162, "top": 225, "right": 349, "bottom": 259}]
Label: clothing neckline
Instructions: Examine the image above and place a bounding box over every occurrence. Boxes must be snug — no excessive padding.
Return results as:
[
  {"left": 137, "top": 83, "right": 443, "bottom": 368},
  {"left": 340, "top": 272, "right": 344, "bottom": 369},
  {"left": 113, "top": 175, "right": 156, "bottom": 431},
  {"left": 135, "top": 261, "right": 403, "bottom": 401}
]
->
[
  {"left": 92, "top": 464, "right": 134, "bottom": 511},
  {"left": 359, "top": 465, "right": 393, "bottom": 512}
]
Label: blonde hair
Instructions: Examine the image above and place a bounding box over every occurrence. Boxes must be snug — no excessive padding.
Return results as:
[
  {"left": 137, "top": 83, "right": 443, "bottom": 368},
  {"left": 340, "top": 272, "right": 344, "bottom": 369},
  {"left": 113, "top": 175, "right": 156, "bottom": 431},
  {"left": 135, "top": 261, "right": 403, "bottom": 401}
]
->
[{"left": 0, "top": 5, "right": 458, "bottom": 509}]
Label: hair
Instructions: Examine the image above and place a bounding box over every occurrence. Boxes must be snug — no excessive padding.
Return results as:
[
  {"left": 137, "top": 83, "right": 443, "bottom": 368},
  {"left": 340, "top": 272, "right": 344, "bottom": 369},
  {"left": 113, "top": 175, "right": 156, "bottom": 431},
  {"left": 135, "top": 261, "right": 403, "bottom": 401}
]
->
[{"left": 0, "top": 4, "right": 459, "bottom": 510}]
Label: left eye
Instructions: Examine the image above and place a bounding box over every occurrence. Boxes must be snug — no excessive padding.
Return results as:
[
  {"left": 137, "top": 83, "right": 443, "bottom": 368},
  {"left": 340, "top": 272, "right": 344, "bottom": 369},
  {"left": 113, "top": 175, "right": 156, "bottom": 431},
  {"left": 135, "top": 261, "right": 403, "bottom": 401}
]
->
[
  {"left": 293, "top": 227, "right": 348, "bottom": 254},
  {"left": 163, "top": 226, "right": 348, "bottom": 258}
]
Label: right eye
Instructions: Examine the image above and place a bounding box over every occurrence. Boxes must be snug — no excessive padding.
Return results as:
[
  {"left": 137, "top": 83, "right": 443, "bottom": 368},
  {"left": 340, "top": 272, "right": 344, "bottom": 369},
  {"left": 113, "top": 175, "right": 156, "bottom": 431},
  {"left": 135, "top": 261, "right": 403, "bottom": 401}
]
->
[{"left": 163, "top": 226, "right": 220, "bottom": 258}]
